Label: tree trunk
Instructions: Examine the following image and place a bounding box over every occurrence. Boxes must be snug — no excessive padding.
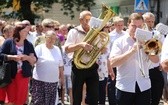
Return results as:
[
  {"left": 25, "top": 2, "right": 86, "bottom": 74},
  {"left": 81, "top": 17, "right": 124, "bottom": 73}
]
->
[{"left": 20, "top": 0, "right": 34, "bottom": 24}]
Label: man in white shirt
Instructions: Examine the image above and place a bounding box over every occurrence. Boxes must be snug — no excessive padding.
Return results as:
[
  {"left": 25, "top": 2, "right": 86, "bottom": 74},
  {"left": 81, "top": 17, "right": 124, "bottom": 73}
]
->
[
  {"left": 109, "top": 13, "right": 159, "bottom": 105},
  {"left": 107, "top": 16, "right": 126, "bottom": 105},
  {"left": 142, "top": 12, "right": 164, "bottom": 105},
  {"left": 64, "top": 10, "right": 99, "bottom": 105}
]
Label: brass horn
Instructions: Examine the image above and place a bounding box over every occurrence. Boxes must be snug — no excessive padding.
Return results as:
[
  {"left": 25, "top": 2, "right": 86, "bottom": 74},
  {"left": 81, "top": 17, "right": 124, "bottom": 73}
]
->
[
  {"left": 73, "top": 4, "right": 115, "bottom": 69},
  {"left": 143, "top": 38, "right": 162, "bottom": 55}
]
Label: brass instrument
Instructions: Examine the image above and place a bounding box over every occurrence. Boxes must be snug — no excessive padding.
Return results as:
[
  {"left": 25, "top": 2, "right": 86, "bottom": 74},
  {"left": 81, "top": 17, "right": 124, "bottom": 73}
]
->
[
  {"left": 143, "top": 38, "right": 162, "bottom": 55},
  {"left": 136, "top": 26, "right": 162, "bottom": 77},
  {"left": 73, "top": 4, "right": 115, "bottom": 69}
]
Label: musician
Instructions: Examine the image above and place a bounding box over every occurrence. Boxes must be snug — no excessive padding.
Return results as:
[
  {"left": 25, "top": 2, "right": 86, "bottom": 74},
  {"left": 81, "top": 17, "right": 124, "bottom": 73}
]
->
[
  {"left": 64, "top": 10, "right": 99, "bottom": 105},
  {"left": 142, "top": 12, "right": 164, "bottom": 105},
  {"left": 109, "top": 13, "right": 159, "bottom": 105}
]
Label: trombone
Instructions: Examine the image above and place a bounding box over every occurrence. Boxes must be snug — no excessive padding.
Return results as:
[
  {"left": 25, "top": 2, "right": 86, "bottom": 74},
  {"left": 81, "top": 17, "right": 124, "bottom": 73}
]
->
[{"left": 135, "top": 24, "right": 162, "bottom": 78}]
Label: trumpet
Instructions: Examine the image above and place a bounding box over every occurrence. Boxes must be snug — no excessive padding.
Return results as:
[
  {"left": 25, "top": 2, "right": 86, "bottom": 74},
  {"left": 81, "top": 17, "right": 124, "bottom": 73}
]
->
[{"left": 135, "top": 26, "right": 162, "bottom": 77}]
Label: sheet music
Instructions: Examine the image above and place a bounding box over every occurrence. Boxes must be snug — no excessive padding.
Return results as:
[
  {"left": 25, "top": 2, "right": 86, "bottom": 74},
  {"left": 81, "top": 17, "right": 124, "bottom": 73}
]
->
[
  {"left": 155, "top": 23, "right": 168, "bottom": 35},
  {"left": 135, "top": 28, "right": 152, "bottom": 42},
  {"left": 89, "top": 17, "right": 103, "bottom": 28}
]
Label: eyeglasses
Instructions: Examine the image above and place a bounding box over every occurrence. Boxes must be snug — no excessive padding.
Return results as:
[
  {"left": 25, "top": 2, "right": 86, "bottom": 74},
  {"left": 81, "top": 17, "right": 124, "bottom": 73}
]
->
[
  {"left": 54, "top": 28, "right": 59, "bottom": 31},
  {"left": 45, "top": 25, "right": 54, "bottom": 28}
]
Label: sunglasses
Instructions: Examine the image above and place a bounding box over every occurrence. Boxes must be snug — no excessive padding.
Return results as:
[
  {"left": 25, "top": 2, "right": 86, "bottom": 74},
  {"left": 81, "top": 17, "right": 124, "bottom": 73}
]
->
[
  {"left": 54, "top": 28, "right": 59, "bottom": 31},
  {"left": 45, "top": 25, "right": 54, "bottom": 28}
]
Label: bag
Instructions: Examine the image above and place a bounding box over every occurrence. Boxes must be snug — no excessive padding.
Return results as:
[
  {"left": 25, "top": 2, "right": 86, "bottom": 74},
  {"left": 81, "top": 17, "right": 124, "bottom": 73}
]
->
[{"left": 0, "top": 61, "right": 11, "bottom": 88}]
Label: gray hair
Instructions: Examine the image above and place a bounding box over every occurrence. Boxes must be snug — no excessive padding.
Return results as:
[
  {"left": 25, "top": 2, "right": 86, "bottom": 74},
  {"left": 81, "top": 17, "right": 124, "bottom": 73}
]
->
[
  {"left": 142, "top": 12, "right": 155, "bottom": 20},
  {"left": 41, "top": 18, "right": 54, "bottom": 27},
  {"left": 79, "top": 10, "right": 92, "bottom": 19}
]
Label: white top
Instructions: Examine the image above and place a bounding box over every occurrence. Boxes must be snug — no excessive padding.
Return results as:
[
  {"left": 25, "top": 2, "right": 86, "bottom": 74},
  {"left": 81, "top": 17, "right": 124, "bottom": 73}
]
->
[
  {"left": 110, "top": 34, "right": 151, "bottom": 93},
  {"left": 33, "top": 44, "right": 63, "bottom": 83},
  {"left": 149, "top": 30, "right": 165, "bottom": 69},
  {"left": 16, "top": 45, "right": 24, "bottom": 70},
  {"left": 97, "top": 54, "right": 108, "bottom": 81},
  {"left": 26, "top": 32, "right": 38, "bottom": 47},
  {"left": 161, "top": 35, "right": 168, "bottom": 63},
  {"left": 62, "top": 46, "right": 72, "bottom": 75},
  {"left": 64, "top": 25, "right": 86, "bottom": 59},
  {"left": 97, "top": 30, "right": 126, "bottom": 81}
]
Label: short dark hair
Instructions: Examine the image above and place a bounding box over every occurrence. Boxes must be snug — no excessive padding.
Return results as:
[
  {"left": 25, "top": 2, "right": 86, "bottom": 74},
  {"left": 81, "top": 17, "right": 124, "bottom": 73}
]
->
[{"left": 127, "top": 13, "right": 144, "bottom": 24}]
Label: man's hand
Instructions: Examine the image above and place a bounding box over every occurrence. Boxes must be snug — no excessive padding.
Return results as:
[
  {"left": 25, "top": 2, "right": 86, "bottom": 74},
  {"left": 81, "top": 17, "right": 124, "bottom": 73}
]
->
[
  {"left": 81, "top": 42, "right": 93, "bottom": 52},
  {"left": 101, "top": 47, "right": 107, "bottom": 54},
  {"left": 108, "top": 68, "right": 115, "bottom": 80}
]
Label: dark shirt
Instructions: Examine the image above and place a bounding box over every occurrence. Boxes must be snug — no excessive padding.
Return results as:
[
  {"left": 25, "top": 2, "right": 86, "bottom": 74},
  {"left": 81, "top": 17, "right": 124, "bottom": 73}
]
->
[{"left": 0, "top": 38, "right": 37, "bottom": 78}]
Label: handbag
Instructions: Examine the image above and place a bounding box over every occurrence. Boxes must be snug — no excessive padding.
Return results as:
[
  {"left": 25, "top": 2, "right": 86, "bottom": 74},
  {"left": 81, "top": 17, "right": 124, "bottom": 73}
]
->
[{"left": 0, "top": 61, "right": 11, "bottom": 88}]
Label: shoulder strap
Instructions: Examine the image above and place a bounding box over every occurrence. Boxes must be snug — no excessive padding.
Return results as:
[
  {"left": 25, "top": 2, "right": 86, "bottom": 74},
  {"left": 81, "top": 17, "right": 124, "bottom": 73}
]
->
[{"left": 74, "top": 27, "right": 86, "bottom": 35}]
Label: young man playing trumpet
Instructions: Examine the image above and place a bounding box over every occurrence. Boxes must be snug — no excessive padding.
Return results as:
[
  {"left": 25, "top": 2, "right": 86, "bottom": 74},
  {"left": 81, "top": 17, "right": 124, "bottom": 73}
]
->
[{"left": 109, "top": 13, "right": 159, "bottom": 105}]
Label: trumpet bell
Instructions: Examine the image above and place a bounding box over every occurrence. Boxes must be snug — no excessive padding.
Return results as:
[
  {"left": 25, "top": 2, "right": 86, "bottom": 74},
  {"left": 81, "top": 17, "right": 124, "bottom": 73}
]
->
[{"left": 143, "top": 38, "right": 162, "bottom": 55}]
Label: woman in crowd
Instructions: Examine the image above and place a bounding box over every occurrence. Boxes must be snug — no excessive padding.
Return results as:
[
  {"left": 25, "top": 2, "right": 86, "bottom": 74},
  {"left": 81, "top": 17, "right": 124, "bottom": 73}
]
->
[
  {"left": 0, "top": 24, "right": 37, "bottom": 105},
  {"left": 0, "top": 24, "right": 14, "bottom": 46},
  {"left": 31, "top": 30, "right": 64, "bottom": 105}
]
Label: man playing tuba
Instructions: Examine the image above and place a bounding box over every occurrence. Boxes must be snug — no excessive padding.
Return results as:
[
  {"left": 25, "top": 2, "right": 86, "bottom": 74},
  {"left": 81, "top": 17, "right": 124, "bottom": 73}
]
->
[{"left": 64, "top": 10, "right": 99, "bottom": 105}]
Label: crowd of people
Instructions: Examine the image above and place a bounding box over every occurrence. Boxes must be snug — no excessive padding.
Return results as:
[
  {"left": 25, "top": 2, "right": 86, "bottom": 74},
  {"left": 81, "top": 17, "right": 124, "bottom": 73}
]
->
[{"left": 0, "top": 9, "right": 167, "bottom": 105}]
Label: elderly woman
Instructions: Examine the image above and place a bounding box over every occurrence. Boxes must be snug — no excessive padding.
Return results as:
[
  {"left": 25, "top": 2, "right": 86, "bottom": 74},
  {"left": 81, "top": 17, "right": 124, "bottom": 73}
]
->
[
  {"left": 31, "top": 30, "right": 64, "bottom": 105},
  {"left": 0, "top": 24, "right": 37, "bottom": 105}
]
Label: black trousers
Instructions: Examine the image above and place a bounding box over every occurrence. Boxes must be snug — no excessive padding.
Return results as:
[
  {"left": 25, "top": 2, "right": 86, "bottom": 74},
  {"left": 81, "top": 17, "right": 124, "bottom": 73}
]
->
[
  {"left": 107, "top": 68, "right": 116, "bottom": 105},
  {"left": 98, "top": 77, "right": 107, "bottom": 105},
  {"left": 149, "top": 66, "right": 164, "bottom": 105},
  {"left": 116, "top": 83, "right": 151, "bottom": 105},
  {"left": 71, "top": 62, "right": 99, "bottom": 105}
]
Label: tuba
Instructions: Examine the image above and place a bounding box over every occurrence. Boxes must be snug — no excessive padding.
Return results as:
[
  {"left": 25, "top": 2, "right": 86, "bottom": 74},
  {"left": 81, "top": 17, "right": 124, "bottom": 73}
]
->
[{"left": 73, "top": 4, "right": 115, "bottom": 69}]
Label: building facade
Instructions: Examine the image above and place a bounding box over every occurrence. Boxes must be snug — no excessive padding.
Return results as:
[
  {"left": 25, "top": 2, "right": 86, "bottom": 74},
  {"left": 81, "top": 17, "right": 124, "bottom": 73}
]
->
[{"left": 91, "top": 0, "right": 168, "bottom": 25}]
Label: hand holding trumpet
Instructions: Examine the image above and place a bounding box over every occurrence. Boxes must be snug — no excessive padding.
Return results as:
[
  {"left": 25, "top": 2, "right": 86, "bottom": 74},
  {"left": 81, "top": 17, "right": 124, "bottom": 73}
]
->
[{"left": 131, "top": 42, "right": 143, "bottom": 53}]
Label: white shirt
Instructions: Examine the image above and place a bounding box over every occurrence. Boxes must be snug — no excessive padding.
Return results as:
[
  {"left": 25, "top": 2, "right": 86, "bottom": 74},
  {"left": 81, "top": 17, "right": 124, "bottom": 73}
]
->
[
  {"left": 62, "top": 46, "right": 72, "bottom": 75},
  {"left": 97, "top": 54, "right": 108, "bottom": 81},
  {"left": 64, "top": 25, "right": 86, "bottom": 59},
  {"left": 110, "top": 34, "right": 151, "bottom": 93},
  {"left": 33, "top": 44, "right": 63, "bottom": 83},
  {"left": 161, "top": 35, "right": 168, "bottom": 63},
  {"left": 26, "top": 32, "right": 38, "bottom": 47},
  {"left": 149, "top": 30, "right": 165, "bottom": 69}
]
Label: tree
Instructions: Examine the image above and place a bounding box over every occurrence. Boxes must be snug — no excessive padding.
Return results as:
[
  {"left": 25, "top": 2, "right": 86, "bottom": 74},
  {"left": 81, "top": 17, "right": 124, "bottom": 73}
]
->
[{"left": 0, "top": 0, "right": 96, "bottom": 24}]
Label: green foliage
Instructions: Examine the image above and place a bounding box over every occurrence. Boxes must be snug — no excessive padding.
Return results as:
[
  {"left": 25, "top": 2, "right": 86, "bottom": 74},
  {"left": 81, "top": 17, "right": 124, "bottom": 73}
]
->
[{"left": 0, "top": 0, "right": 95, "bottom": 24}]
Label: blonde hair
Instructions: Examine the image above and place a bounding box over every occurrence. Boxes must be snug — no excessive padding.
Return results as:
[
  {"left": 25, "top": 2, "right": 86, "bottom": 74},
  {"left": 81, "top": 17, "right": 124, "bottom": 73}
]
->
[
  {"left": 113, "top": 16, "right": 124, "bottom": 24},
  {"left": 3, "top": 25, "right": 14, "bottom": 33},
  {"left": 45, "top": 30, "right": 56, "bottom": 37}
]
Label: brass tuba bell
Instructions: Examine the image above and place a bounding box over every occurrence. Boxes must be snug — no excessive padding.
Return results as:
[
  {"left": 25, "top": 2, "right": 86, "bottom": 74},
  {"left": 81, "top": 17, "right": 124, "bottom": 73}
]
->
[{"left": 73, "top": 4, "right": 115, "bottom": 69}]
